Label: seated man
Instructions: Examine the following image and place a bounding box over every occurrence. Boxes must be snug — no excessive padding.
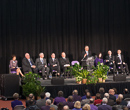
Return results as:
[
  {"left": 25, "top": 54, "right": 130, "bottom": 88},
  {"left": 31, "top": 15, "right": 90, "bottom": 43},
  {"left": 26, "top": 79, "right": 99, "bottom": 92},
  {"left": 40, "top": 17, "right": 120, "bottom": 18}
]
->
[
  {"left": 59, "top": 52, "right": 70, "bottom": 78},
  {"left": 105, "top": 50, "right": 116, "bottom": 73},
  {"left": 115, "top": 49, "right": 129, "bottom": 74},
  {"left": 49, "top": 53, "right": 60, "bottom": 76},
  {"left": 22, "top": 53, "right": 38, "bottom": 73},
  {"left": 35, "top": 53, "right": 49, "bottom": 79}
]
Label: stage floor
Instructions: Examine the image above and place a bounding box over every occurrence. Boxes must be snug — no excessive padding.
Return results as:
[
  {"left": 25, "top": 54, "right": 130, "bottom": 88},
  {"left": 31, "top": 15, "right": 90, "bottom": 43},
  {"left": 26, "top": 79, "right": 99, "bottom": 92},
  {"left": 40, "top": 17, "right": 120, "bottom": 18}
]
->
[{"left": 38, "top": 75, "right": 130, "bottom": 98}]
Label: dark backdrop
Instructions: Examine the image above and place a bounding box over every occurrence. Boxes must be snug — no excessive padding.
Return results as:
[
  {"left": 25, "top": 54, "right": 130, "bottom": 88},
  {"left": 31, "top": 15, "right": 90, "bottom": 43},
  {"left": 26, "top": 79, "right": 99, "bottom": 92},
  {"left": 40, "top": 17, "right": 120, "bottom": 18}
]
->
[{"left": 0, "top": 0, "right": 130, "bottom": 74}]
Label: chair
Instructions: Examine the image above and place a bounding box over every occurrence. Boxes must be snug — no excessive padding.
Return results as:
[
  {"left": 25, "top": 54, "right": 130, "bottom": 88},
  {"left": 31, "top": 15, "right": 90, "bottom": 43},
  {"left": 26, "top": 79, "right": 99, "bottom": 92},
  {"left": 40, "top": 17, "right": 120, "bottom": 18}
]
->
[
  {"left": 71, "top": 61, "right": 79, "bottom": 66},
  {"left": 9, "top": 65, "right": 17, "bottom": 74},
  {"left": 14, "top": 105, "right": 25, "bottom": 110}
]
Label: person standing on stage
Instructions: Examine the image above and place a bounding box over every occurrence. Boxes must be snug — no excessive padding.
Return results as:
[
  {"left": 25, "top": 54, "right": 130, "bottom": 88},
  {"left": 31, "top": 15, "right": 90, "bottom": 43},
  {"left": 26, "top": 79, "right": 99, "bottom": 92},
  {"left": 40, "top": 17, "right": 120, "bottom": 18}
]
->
[
  {"left": 22, "top": 53, "right": 38, "bottom": 73},
  {"left": 35, "top": 53, "right": 49, "bottom": 79}
]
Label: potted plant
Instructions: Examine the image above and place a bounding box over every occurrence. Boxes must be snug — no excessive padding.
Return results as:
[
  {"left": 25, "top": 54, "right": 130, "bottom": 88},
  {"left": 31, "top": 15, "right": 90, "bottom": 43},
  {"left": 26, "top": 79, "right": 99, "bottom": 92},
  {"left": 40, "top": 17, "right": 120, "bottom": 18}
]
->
[
  {"left": 75, "top": 76, "right": 82, "bottom": 84},
  {"left": 93, "top": 62, "right": 109, "bottom": 83},
  {"left": 36, "top": 85, "right": 45, "bottom": 99}
]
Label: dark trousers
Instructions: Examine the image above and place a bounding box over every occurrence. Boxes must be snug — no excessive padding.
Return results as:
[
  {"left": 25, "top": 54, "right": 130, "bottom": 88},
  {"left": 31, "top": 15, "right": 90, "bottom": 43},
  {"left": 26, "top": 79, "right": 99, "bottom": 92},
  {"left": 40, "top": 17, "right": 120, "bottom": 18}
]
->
[
  {"left": 108, "top": 63, "right": 116, "bottom": 73},
  {"left": 117, "top": 63, "right": 129, "bottom": 73},
  {"left": 50, "top": 66, "right": 60, "bottom": 73},
  {"left": 38, "top": 66, "right": 49, "bottom": 77},
  {"left": 25, "top": 67, "right": 38, "bottom": 74}
]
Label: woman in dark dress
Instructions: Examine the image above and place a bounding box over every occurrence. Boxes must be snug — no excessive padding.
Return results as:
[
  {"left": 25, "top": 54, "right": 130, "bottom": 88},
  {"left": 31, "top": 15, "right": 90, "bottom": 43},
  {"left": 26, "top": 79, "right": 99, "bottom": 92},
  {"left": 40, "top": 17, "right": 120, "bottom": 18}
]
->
[{"left": 10, "top": 55, "right": 24, "bottom": 77}]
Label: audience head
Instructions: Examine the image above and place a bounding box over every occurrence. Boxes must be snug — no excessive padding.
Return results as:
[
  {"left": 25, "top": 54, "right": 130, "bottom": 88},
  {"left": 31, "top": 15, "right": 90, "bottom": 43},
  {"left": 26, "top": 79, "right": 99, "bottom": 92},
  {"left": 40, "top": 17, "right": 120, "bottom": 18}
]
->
[
  {"left": 104, "top": 93, "right": 109, "bottom": 99},
  {"left": 113, "top": 88, "right": 117, "bottom": 94},
  {"left": 45, "top": 92, "right": 51, "bottom": 98},
  {"left": 118, "top": 94, "right": 123, "bottom": 100},
  {"left": 95, "top": 93, "right": 101, "bottom": 99},
  {"left": 108, "top": 50, "right": 112, "bottom": 55},
  {"left": 25, "top": 53, "right": 30, "bottom": 59},
  {"left": 124, "top": 88, "right": 129, "bottom": 94},
  {"left": 12, "top": 55, "right": 16, "bottom": 60},
  {"left": 117, "top": 49, "right": 121, "bottom": 54},
  {"left": 116, "top": 97, "right": 122, "bottom": 105},
  {"left": 89, "top": 98, "right": 94, "bottom": 104},
  {"left": 84, "top": 89, "right": 89, "bottom": 94},
  {"left": 63, "top": 105, "right": 69, "bottom": 110},
  {"left": 123, "top": 107, "right": 128, "bottom": 110},
  {"left": 73, "top": 90, "right": 78, "bottom": 95},
  {"left": 86, "top": 92, "right": 91, "bottom": 99},
  {"left": 61, "top": 52, "right": 66, "bottom": 58},
  {"left": 46, "top": 99, "right": 51, "bottom": 106},
  {"left": 98, "top": 52, "right": 102, "bottom": 58},
  {"left": 74, "top": 101, "right": 81, "bottom": 109},
  {"left": 102, "top": 97, "right": 108, "bottom": 104},
  {"left": 39, "top": 53, "right": 44, "bottom": 58},
  {"left": 99, "top": 87, "right": 105, "bottom": 93},
  {"left": 13, "top": 93, "right": 19, "bottom": 100},
  {"left": 51, "top": 53, "right": 55, "bottom": 58},
  {"left": 82, "top": 104, "right": 91, "bottom": 110},
  {"left": 67, "top": 96, "right": 73, "bottom": 102},
  {"left": 29, "top": 93, "right": 34, "bottom": 100},
  {"left": 85, "top": 45, "right": 89, "bottom": 51},
  {"left": 58, "top": 91, "right": 64, "bottom": 97},
  {"left": 57, "top": 102, "right": 64, "bottom": 110},
  {"left": 40, "top": 92, "right": 45, "bottom": 99},
  {"left": 109, "top": 89, "right": 115, "bottom": 95}
]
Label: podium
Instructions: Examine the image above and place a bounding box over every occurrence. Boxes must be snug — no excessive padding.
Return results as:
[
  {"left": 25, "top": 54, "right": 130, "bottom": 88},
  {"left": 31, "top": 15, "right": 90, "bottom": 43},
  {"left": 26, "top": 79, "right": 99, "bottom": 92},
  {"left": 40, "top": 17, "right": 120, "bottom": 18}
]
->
[{"left": 81, "top": 56, "right": 94, "bottom": 71}]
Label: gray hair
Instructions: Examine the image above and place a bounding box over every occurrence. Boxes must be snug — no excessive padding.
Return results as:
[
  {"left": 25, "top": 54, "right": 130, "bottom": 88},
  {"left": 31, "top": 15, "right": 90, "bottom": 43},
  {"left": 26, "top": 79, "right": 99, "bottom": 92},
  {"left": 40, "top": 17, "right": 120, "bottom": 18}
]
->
[
  {"left": 46, "top": 99, "right": 51, "bottom": 105},
  {"left": 63, "top": 105, "right": 69, "bottom": 110},
  {"left": 104, "top": 93, "right": 109, "bottom": 99},
  {"left": 39, "top": 52, "right": 44, "bottom": 56},
  {"left": 102, "top": 98, "right": 108, "bottom": 104},
  {"left": 118, "top": 94, "right": 123, "bottom": 99}
]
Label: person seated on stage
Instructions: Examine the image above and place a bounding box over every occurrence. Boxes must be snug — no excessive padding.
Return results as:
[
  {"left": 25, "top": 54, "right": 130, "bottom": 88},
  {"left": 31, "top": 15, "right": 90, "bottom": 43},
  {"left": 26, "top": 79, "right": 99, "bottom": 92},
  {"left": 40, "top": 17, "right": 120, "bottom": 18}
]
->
[
  {"left": 72, "top": 90, "right": 81, "bottom": 102},
  {"left": 105, "top": 50, "right": 116, "bottom": 73},
  {"left": 72, "top": 101, "right": 82, "bottom": 110},
  {"left": 59, "top": 52, "right": 70, "bottom": 78},
  {"left": 81, "top": 45, "right": 91, "bottom": 67},
  {"left": 49, "top": 53, "right": 60, "bottom": 76},
  {"left": 26, "top": 93, "right": 36, "bottom": 108},
  {"left": 115, "top": 49, "right": 129, "bottom": 74},
  {"left": 41, "top": 99, "right": 51, "bottom": 110},
  {"left": 22, "top": 53, "right": 38, "bottom": 73},
  {"left": 54, "top": 91, "right": 66, "bottom": 105},
  {"left": 11, "top": 93, "right": 23, "bottom": 110},
  {"left": 10, "top": 55, "right": 24, "bottom": 77},
  {"left": 35, "top": 53, "right": 49, "bottom": 79},
  {"left": 94, "top": 52, "right": 103, "bottom": 66},
  {"left": 94, "top": 93, "right": 102, "bottom": 105}
]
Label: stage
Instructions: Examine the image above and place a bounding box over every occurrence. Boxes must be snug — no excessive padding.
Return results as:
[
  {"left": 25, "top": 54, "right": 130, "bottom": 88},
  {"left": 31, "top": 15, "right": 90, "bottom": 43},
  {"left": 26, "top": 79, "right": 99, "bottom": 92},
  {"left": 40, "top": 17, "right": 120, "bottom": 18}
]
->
[{"left": 38, "top": 75, "right": 130, "bottom": 98}]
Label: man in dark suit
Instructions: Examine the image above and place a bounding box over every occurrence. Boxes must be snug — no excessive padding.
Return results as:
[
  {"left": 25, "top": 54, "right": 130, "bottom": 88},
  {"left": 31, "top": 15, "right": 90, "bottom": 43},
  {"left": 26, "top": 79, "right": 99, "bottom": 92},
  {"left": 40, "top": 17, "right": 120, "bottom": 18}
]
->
[
  {"left": 98, "top": 98, "right": 112, "bottom": 110},
  {"left": 41, "top": 99, "right": 51, "bottom": 110},
  {"left": 115, "top": 49, "right": 129, "bottom": 74},
  {"left": 109, "top": 89, "right": 116, "bottom": 102},
  {"left": 105, "top": 50, "right": 116, "bottom": 73},
  {"left": 81, "top": 45, "right": 92, "bottom": 68},
  {"left": 35, "top": 53, "right": 49, "bottom": 79},
  {"left": 22, "top": 53, "right": 38, "bottom": 73},
  {"left": 59, "top": 52, "right": 70, "bottom": 78},
  {"left": 104, "top": 93, "right": 115, "bottom": 106},
  {"left": 49, "top": 53, "right": 60, "bottom": 76}
]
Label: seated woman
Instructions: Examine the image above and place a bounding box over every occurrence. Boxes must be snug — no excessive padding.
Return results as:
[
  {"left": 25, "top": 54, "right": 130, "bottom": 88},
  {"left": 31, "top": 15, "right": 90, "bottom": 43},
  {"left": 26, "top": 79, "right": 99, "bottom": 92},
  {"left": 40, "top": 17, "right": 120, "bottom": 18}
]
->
[
  {"left": 94, "top": 53, "right": 103, "bottom": 66},
  {"left": 10, "top": 55, "right": 24, "bottom": 77}
]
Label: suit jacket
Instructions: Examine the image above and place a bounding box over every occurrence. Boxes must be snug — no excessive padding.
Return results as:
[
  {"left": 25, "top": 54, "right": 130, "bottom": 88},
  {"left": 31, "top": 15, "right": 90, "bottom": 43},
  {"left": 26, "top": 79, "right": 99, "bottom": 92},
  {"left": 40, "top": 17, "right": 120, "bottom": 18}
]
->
[
  {"left": 35, "top": 58, "right": 47, "bottom": 68},
  {"left": 41, "top": 105, "right": 50, "bottom": 110},
  {"left": 49, "top": 58, "right": 59, "bottom": 67},
  {"left": 109, "top": 94, "right": 116, "bottom": 102},
  {"left": 123, "top": 94, "right": 130, "bottom": 99},
  {"left": 98, "top": 104, "right": 112, "bottom": 110},
  {"left": 59, "top": 57, "right": 70, "bottom": 68},
  {"left": 107, "top": 99, "right": 115, "bottom": 106},
  {"left": 81, "top": 51, "right": 91, "bottom": 60},
  {"left": 115, "top": 54, "right": 124, "bottom": 64},
  {"left": 36, "top": 99, "right": 46, "bottom": 109},
  {"left": 22, "top": 57, "right": 35, "bottom": 72},
  {"left": 105, "top": 55, "right": 115, "bottom": 65}
]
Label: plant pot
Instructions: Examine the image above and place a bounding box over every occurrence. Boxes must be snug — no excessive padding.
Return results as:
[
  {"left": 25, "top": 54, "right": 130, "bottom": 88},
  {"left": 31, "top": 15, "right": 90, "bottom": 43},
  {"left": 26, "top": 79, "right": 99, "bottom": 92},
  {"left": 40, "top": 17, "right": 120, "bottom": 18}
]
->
[
  {"left": 98, "top": 78, "right": 102, "bottom": 83},
  {"left": 76, "top": 81, "right": 82, "bottom": 84},
  {"left": 37, "top": 96, "right": 41, "bottom": 100},
  {"left": 82, "top": 79, "right": 87, "bottom": 84},
  {"left": 102, "top": 79, "right": 105, "bottom": 83}
]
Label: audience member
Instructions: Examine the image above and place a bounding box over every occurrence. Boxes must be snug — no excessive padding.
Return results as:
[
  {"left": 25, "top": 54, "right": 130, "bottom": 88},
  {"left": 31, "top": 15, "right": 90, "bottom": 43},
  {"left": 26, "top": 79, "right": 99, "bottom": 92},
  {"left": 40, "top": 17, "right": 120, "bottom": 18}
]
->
[
  {"left": 82, "top": 104, "right": 90, "bottom": 110},
  {"left": 46, "top": 92, "right": 51, "bottom": 100},
  {"left": 109, "top": 89, "right": 116, "bottom": 102},
  {"left": 41, "top": 99, "right": 51, "bottom": 110},
  {"left": 98, "top": 98, "right": 112, "bottom": 110},
  {"left": 104, "top": 93, "right": 115, "bottom": 106},
  {"left": 63, "top": 105, "right": 69, "bottom": 110},
  {"left": 117, "top": 94, "right": 127, "bottom": 106},
  {"left": 94, "top": 93, "right": 102, "bottom": 105},
  {"left": 82, "top": 89, "right": 90, "bottom": 100},
  {"left": 11, "top": 93, "right": 23, "bottom": 110},
  {"left": 26, "top": 93, "right": 36, "bottom": 108},
  {"left": 54, "top": 91, "right": 66, "bottom": 105},
  {"left": 89, "top": 98, "right": 98, "bottom": 110},
  {"left": 123, "top": 88, "right": 130, "bottom": 99},
  {"left": 81, "top": 92, "right": 91, "bottom": 106},
  {"left": 72, "top": 101, "right": 82, "bottom": 110},
  {"left": 57, "top": 103, "right": 64, "bottom": 110},
  {"left": 50, "top": 97, "right": 58, "bottom": 110},
  {"left": 64, "top": 96, "right": 74, "bottom": 109},
  {"left": 36, "top": 92, "right": 46, "bottom": 109},
  {"left": 99, "top": 87, "right": 105, "bottom": 99},
  {"left": 72, "top": 90, "right": 81, "bottom": 102},
  {"left": 113, "top": 88, "right": 118, "bottom": 99}
]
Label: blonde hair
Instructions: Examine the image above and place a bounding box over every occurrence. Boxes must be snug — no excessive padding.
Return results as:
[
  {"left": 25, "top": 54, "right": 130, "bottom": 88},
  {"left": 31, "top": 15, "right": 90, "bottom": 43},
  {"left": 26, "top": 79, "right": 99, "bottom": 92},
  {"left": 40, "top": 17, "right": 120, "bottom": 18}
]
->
[
  {"left": 74, "top": 101, "right": 81, "bottom": 109},
  {"left": 82, "top": 104, "right": 91, "bottom": 110}
]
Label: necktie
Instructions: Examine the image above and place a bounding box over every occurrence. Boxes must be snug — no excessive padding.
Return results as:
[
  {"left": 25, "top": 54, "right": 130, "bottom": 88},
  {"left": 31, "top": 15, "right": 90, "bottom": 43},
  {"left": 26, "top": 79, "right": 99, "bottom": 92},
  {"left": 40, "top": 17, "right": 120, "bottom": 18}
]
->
[
  {"left": 29, "top": 59, "right": 32, "bottom": 66},
  {"left": 41, "top": 59, "right": 43, "bottom": 64},
  {"left": 119, "top": 55, "right": 122, "bottom": 63}
]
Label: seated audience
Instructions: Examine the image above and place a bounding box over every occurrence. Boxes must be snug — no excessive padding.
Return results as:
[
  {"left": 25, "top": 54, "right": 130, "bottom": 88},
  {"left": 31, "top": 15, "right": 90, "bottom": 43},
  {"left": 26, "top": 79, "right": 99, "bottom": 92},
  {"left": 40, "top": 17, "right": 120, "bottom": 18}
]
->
[
  {"left": 109, "top": 89, "right": 116, "bottom": 102},
  {"left": 98, "top": 98, "right": 112, "bottom": 110},
  {"left": 82, "top": 89, "right": 90, "bottom": 100},
  {"left": 82, "top": 104, "right": 90, "bottom": 110},
  {"left": 10, "top": 55, "right": 24, "bottom": 77},
  {"left": 54, "top": 91, "right": 66, "bottom": 105},
  {"left": 99, "top": 87, "right": 105, "bottom": 99},
  {"left": 41, "top": 99, "right": 51, "bottom": 110},
  {"left": 89, "top": 98, "right": 98, "bottom": 110},
  {"left": 49, "top": 53, "right": 60, "bottom": 76},
  {"left": 50, "top": 97, "right": 58, "bottom": 110},
  {"left": 63, "top": 105, "right": 69, "bottom": 110},
  {"left": 105, "top": 50, "right": 116, "bottom": 73},
  {"left": 36, "top": 92, "right": 46, "bottom": 109},
  {"left": 123, "top": 88, "right": 130, "bottom": 99},
  {"left": 22, "top": 53, "right": 38, "bottom": 73},
  {"left": 94, "top": 52, "right": 103, "bottom": 66},
  {"left": 45, "top": 92, "right": 51, "bottom": 100},
  {"left": 11, "top": 93, "right": 23, "bottom": 109},
  {"left": 117, "top": 94, "right": 127, "bottom": 106},
  {"left": 57, "top": 102, "right": 64, "bottom": 110},
  {"left": 72, "top": 90, "right": 81, "bottom": 102},
  {"left": 123, "top": 107, "right": 129, "bottom": 110},
  {"left": 64, "top": 96, "right": 74, "bottom": 109},
  {"left": 94, "top": 93, "right": 102, "bottom": 105},
  {"left": 113, "top": 88, "right": 118, "bottom": 99},
  {"left": 26, "top": 93, "right": 36, "bottom": 108},
  {"left": 35, "top": 53, "right": 49, "bottom": 79},
  {"left": 72, "top": 101, "right": 82, "bottom": 110},
  {"left": 104, "top": 93, "right": 115, "bottom": 106},
  {"left": 81, "top": 92, "right": 91, "bottom": 106},
  {"left": 59, "top": 52, "right": 70, "bottom": 78}
]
